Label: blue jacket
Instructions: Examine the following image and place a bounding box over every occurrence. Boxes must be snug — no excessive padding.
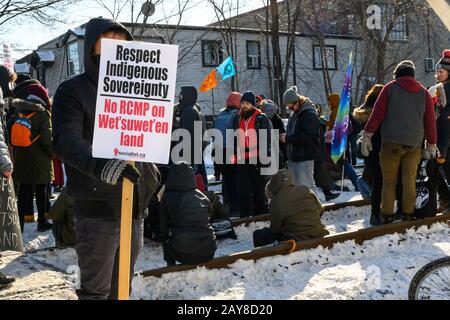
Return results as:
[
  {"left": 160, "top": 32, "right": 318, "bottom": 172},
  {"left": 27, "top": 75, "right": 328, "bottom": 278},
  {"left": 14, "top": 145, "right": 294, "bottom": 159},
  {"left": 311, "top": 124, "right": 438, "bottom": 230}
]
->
[{"left": 213, "top": 107, "right": 239, "bottom": 147}]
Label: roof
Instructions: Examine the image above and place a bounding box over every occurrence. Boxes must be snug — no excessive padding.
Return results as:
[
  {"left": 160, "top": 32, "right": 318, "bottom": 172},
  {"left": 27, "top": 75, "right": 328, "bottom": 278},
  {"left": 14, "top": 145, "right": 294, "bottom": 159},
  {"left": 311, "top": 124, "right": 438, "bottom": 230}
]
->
[
  {"left": 14, "top": 63, "right": 30, "bottom": 74},
  {"left": 427, "top": 0, "right": 450, "bottom": 31},
  {"left": 123, "top": 22, "right": 362, "bottom": 40},
  {"left": 35, "top": 51, "right": 55, "bottom": 62}
]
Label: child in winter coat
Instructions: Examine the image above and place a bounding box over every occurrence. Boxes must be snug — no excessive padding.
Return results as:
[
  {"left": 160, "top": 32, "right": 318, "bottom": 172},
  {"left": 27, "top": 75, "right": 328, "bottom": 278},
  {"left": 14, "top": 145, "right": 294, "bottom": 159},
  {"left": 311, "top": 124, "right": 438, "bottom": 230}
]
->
[
  {"left": 253, "top": 169, "right": 329, "bottom": 247},
  {"left": 160, "top": 162, "right": 218, "bottom": 266}
]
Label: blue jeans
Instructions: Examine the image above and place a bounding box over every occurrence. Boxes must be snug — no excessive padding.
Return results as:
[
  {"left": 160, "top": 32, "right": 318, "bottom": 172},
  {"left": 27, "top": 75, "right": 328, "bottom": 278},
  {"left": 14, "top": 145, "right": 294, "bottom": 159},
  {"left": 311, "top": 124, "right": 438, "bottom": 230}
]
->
[
  {"left": 357, "top": 177, "right": 371, "bottom": 200},
  {"left": 343, "top": 160, "right": 359, "bottom": 191}
]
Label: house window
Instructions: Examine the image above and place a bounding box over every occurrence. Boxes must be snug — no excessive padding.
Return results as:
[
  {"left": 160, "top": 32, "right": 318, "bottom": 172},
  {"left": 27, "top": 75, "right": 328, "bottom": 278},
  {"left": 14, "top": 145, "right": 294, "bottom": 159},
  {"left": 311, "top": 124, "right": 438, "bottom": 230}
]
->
[
  {"left": 202, "top": 40, "right": 223, "bottom": 67},
  {"left": 313, "top": 45, "right": 337, "bottom": 70},
  {"left": 246, "top": 41, "right": 261, "bottom": 69},
  {"left": 67, "top": 41, "right": 80, "bottom": 76},
  {"left": 380, "top": 4, "right": 409, "bottom": 41}
]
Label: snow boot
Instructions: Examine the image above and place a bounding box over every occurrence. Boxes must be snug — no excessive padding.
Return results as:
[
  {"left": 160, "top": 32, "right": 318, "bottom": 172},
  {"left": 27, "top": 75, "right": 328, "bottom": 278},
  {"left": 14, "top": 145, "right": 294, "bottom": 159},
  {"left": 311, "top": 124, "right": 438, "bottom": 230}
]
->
[
  {"left": 0, "top": 272, "right": 15, "bottom": 291},
  {"left": 324, "top": 190, "right": 339, "bottom": 202},
  {"left": 438, "top": 199, "right": 450, "bottom": 214},
  {"left": 370, "top": 213, "right": 383, "bottom": 226},
  {"left": 37, "top": 219, "right": 53, "bottom": 232},
  {"left": 382, "top": 214, "right": 395, "bottom": 224},
  {"left": 402, "top": 214, "right": 416, "bottom": 222}
]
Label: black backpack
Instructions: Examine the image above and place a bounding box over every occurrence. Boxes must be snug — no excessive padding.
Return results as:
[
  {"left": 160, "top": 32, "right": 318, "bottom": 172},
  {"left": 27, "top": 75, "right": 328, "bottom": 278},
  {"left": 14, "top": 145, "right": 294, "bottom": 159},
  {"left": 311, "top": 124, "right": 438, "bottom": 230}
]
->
[{"left": 415, "top": 159, "right": 437, "bottom": 218}]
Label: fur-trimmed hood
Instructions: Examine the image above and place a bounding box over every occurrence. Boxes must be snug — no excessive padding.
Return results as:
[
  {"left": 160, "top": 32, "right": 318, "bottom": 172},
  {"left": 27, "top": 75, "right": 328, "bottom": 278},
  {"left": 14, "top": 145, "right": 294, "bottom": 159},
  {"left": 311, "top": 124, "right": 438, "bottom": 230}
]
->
[
  {"left": 352, "top": 104, "right": 373, "bottom": 125},
  {"left": 11, "top": 98, "right": 46, "bottom": 113}
]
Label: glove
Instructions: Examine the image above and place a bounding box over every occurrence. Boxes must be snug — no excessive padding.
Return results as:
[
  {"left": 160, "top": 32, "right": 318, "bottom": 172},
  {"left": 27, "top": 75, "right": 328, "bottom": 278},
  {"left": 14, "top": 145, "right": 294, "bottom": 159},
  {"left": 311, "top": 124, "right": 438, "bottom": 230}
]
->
[
  {"left": 95, "top": 159, "right": 141, "bottom": 185},
  {"left": 360, "top": 131, "right": 373, "bottom": 157},
  {"left": 422, "top": 143, "right": 437, "bottom": 160}
]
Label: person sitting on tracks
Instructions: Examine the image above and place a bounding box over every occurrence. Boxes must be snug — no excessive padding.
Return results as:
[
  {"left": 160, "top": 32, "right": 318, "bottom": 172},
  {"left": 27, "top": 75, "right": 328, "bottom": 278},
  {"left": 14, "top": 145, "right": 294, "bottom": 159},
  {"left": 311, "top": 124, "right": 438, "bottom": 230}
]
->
[
  {"left": 47, "top": 188, "right": 76, "bottom": 248},
  {"left": 160, "top": 162, "right": 218, "bottom": 266},
  {"left": 253, "top": 169, "right": 329, "bottom": 248}
]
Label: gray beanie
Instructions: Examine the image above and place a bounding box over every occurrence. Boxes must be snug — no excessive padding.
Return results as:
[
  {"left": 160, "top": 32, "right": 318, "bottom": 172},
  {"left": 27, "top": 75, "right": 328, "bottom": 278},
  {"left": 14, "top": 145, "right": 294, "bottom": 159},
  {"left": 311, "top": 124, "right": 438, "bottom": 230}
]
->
[
  {"left": 260, "top": 99, "right": 278, "bottom": 119},
  {"left": 283, "top": 86, "right": 301, "bottom": 106}
]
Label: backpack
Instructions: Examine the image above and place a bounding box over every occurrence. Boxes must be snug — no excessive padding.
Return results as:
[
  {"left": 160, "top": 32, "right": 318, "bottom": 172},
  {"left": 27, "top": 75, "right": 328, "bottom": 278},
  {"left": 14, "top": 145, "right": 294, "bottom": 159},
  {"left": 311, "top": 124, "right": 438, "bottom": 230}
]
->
[
  {"left": 11, "top": 112, "right": 40, "bottom": 147},
  {"left": 415, "top": 159, "right": 437, "bottom": 218},
  {"left": 211, "top": 218, "right": 237, "bottom": 240}
]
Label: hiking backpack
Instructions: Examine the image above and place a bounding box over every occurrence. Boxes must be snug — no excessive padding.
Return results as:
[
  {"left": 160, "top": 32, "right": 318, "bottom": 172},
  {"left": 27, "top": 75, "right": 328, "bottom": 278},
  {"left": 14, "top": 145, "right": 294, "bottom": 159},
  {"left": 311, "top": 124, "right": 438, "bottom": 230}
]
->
[{"left": 11, "top": 112, "right": 40, "bottom": 147}]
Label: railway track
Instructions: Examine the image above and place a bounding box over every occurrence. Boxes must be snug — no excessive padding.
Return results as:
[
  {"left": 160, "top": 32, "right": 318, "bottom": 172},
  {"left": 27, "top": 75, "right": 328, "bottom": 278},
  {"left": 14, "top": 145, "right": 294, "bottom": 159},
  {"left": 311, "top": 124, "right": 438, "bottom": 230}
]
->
[
  {"left": 231, "top": 198, "right": 370, "bottom": 226},
  {"left": 141, "top": 213, "right": 450, "bottom": 279}
]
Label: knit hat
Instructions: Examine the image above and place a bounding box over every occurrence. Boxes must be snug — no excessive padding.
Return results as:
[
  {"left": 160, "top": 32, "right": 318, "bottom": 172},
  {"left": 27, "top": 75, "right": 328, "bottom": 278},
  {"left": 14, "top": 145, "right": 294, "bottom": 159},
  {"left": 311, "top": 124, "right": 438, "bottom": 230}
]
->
[
  {"left": 260, "top": 99, "right": 278, "bottom": 119},
  {"left": 26, "top": 83, "right": 51, "bottom": 108},
  {"left": 226, "top": 92, "right": 242, "bottom": 109},
  {"left": 436, "top": 50, "right": 450, "bottom": 71},
  {"left": 283, "top": 86, "right": 301, "bottom": 106},
  {"left": 393, "top": 60, "right": 415, "bottom": 79},
  {"left": 241, "top": 91, "right": 256, "bottom": 106},
  {"left": 327, "top": 93, "right": 340, "bottom": 110}
]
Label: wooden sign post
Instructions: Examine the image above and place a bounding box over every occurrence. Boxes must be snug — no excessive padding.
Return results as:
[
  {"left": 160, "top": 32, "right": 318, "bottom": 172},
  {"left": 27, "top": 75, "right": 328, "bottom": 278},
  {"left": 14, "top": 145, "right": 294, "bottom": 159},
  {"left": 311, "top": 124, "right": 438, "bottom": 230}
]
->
[{"left": 118, "top": 162, "right": 135, "bottom": 300}]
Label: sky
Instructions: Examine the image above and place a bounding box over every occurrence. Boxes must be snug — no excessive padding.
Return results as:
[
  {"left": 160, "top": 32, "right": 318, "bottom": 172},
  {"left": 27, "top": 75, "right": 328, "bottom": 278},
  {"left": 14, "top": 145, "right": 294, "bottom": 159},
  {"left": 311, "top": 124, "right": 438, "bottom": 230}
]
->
[{"left": 1, "top": 0, "right": 267, "bottom": 60}]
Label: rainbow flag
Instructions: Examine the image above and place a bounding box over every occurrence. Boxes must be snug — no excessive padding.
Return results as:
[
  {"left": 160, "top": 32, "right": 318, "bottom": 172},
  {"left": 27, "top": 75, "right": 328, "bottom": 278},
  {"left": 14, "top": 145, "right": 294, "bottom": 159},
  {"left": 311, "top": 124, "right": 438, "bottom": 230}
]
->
[{"left": 331, "top": 52, "right": 354, "bottom": 164}]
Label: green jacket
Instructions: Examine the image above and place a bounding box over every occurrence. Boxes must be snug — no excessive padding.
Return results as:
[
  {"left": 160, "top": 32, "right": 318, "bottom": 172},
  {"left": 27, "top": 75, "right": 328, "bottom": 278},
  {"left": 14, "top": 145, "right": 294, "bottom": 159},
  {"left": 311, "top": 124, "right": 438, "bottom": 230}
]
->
[
  {"left": 8, "top": 99, "right": 54, "bottom": 185},
  {"left": 266, "top": 170, "right": 329, "bottom": 240},
  {"left": 48, "top": 189, "right": 75, "bottom": 246}
]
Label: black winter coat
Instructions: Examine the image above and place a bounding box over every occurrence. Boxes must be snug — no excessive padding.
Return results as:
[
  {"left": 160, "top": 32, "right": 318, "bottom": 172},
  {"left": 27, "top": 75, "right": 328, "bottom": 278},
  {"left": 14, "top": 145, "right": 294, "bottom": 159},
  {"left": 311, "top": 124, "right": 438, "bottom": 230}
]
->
[
  {"left": 172, "top": 86, "right": 208, "bottom": 165},
  {"left": 286, "top": 101, "right": 321, "bottom": 162},
  {"left": 160, "top": 163, "right": 217, "bottom": 258},
  {"left": 52, "top": 18, "right": 160, "bottom": 218},
  {"left": 270, "top": 113, "right": 287, "bottom": 164},
  {"left": 437, "top": 81, "right": 450, "bottom": 156}
]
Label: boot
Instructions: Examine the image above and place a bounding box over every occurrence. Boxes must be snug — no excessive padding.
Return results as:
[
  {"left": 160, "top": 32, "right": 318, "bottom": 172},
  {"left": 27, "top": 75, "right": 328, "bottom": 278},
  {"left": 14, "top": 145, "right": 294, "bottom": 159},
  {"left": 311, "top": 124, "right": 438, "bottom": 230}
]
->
[
  {"left": 370, "top": 213, "right": 382, "bottom": 226},
  {"left": 438, "top": 199, "right": 450, "bottom": 214},
  {"left": 382, "top": 214, "right": 395, "bottom": 225},
  {"left": 402, "top": 213, "right": 416, "bottom": 222},
  {"left": 37, "top": 218, "right": 53, "bottom": 232},
  {"left": 324, "top": 190, "right": 339, "bottom": 202},
  {"left": 0, "top": 272, "right": 15, "bottom": 290}
]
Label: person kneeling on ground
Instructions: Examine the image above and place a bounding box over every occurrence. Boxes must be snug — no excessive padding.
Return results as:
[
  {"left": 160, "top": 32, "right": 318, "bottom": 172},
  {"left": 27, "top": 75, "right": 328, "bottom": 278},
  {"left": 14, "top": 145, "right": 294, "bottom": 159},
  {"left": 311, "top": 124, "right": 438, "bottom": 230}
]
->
[
  {"left": 48, "top": 188, "right": 76, "bottom": 247},
  {"left": 253, "top": 169, "right": 329, "bottom": 248},
  {"left": 160, "top": 162, "right": 218, "bottom": 266}
]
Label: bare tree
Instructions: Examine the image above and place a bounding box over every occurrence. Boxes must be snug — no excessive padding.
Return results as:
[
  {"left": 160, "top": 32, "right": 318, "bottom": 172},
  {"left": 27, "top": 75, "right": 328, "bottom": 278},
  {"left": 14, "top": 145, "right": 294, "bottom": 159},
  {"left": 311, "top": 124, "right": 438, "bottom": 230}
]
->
[
  {"left": 206, "top": 0, "right": 247, "bottom": 92},
  {"left": 0, "top": 0, "right": 78, "bottom": 28},
  {"left": 94, "top": 0, "right": 131, "bottom": 20}
]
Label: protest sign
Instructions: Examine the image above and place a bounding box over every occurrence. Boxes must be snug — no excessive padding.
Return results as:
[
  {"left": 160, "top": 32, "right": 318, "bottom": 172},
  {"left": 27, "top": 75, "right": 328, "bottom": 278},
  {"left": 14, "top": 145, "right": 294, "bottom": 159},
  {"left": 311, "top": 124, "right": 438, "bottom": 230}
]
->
[
  {"left": 0, "top": 177, "right": 24, "bottom": 253},
  {"left": 93, "top": 39, "right": 179, "bottom": 164}
]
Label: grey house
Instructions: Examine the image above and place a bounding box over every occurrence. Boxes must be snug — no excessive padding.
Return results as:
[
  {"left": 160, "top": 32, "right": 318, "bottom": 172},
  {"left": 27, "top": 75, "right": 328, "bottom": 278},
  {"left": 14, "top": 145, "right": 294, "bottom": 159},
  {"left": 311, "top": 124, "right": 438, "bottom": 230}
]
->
[{"left": 14, "top": 0, "right": 450, "bottom": 117}]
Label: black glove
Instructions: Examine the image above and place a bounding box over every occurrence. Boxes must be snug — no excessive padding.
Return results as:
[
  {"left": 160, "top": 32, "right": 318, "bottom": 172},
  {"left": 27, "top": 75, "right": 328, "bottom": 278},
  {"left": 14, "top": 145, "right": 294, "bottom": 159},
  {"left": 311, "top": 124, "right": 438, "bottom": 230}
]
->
[{"left": 95, "top": 159, "right": 141, "bottom": 185}]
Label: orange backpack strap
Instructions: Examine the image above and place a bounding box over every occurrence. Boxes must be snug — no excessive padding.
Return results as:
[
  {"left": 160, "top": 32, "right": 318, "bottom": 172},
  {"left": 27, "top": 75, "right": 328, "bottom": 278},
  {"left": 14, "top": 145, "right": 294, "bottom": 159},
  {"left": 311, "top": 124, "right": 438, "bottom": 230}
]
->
[{"left": 24, "top": 112, "right": 37, "bottom": 119}]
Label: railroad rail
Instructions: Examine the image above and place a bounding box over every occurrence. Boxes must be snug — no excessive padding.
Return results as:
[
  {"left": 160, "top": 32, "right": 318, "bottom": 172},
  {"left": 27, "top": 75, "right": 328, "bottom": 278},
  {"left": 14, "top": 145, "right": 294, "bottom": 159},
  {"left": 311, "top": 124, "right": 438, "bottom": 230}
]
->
[
  {"left": 231, "top": 198, "right": 370, "bottom": 227},
  {"left": 141, "top": 213, "right": 450, "bottom": 278}
]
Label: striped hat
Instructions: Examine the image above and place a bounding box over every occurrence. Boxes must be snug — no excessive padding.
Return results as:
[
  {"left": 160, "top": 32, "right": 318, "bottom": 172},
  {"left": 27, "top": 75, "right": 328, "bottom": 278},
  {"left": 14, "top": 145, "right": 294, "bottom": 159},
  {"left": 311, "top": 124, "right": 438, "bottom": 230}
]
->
[{"left": 436, "top": 50, "right": 450, "bottom": 71}]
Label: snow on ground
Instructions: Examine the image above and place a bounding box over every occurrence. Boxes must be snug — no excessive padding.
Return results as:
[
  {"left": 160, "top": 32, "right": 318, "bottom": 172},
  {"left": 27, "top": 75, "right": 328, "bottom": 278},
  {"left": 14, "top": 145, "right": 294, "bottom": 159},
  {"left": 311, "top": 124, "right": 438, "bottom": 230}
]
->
[
  {"left": 2, "top": 157, "right": 449, "bottom": 300},
  {"left": 3, "top": 201, "right": 449, "bottom": 300},
  {"left": 131, "top": 223, "right": 450, "bottom": 300}
]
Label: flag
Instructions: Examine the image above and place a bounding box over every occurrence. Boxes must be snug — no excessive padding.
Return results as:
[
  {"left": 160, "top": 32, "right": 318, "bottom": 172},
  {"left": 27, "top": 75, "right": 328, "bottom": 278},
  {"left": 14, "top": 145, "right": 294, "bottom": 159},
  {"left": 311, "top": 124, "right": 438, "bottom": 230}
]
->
[
  {"left": 199, "top": 69, "right": 218, "bottom": 92},
  {"left": 331, "top": 52, "right": 354, "bottom": 164},
  {"left": 216, "top": 56, "right": 236, "bottom": 81}
]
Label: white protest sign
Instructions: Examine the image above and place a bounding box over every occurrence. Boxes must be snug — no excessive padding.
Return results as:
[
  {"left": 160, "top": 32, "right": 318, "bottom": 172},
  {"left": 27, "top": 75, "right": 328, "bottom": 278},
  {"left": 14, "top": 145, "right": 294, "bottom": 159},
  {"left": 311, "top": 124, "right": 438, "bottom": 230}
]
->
[{"left": 93, "top": 39, "right": 178, "bottom": 164}]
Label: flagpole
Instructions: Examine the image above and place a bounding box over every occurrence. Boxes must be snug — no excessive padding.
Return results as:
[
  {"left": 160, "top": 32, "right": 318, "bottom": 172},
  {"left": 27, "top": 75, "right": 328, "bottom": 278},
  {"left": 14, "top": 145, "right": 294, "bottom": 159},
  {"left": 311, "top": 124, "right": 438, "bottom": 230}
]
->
[
  {"left": 212, "top": 88, "right": 215, "bottom": 117},
  {"left": 341, "top": 145, "right": 346, "bottom": 193}
]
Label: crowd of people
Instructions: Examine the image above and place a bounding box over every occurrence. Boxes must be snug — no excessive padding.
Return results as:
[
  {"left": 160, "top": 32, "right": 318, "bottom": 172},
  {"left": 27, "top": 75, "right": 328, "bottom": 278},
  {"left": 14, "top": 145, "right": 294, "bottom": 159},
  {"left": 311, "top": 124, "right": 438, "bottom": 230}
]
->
[{"left": 1, "top": 17, "right": 449, "bottom": 299}]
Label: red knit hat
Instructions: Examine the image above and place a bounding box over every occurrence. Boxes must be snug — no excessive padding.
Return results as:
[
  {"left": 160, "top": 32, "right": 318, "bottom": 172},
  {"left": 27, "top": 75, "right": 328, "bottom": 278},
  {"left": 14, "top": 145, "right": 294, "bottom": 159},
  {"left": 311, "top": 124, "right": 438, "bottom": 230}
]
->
[
  {"left": 436, "top": 50, "right": 450, "bottom": 71},
  {"left": 26, "top": 83, "right": 50, "bottom": 108},
  {"left": 226, "top": 92, "right": 241, "bottom": 109}
]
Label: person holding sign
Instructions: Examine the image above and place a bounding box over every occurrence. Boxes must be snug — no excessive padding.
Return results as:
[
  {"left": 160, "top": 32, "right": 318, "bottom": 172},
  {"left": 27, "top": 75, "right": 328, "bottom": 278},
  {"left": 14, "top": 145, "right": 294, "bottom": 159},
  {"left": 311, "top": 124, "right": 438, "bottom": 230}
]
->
[
  {"left": 0, "top": 87, "right": 16, "bottom": 290},
  {"left": 52, "top": 18, "right": 160, "bottom": 300}
]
